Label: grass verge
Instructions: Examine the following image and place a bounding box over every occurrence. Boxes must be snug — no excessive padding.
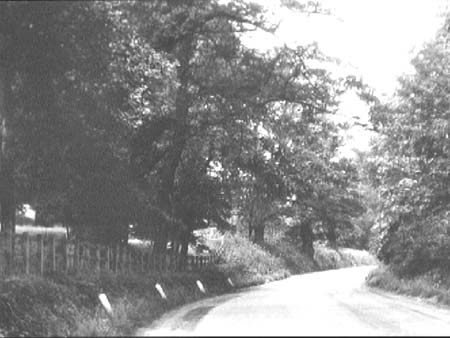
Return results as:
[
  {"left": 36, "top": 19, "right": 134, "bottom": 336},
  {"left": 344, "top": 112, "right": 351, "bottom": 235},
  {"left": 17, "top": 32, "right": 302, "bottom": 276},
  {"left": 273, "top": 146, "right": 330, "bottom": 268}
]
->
[
  {"left": 0, "top": 268, "right": 233, "bottom": 337},
  {"left": 366, "top": 265, "right": 450, "bottom": 307},
  {"left": 0, "top": 232, "right": 377, "bottom": 336}
]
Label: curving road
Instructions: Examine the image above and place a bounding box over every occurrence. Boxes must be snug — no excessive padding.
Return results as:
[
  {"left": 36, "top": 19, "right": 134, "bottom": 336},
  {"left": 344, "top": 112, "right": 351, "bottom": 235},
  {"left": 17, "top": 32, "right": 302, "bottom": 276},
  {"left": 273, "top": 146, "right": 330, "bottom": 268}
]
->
[{"left": 136, "top": 266, "right": 450, "bottom": 336}]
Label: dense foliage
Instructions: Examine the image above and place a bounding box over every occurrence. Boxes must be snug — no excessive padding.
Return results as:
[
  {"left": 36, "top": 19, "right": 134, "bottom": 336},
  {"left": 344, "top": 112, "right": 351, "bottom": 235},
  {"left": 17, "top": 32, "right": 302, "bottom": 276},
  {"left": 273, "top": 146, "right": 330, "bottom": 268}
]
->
[
  {"left": 0, "top": 0, "right": 365, "bottom": 262},
  {"left": 368, "top": 16, "right": 450, "bottom": 276}
]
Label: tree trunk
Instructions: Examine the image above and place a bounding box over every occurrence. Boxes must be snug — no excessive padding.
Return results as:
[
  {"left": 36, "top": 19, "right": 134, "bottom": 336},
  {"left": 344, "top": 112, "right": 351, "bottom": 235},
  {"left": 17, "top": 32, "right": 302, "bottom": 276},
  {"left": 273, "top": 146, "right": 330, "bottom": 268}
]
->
[
  {"left": 153, "top": 222, "right": 169, "bottom": 254},
  {"left": 179, "top": 229, "right": 189, "bottom": 270},
  {"left": 300, "top": 221, "right": 314, "bottom": 259},
  {"left": 254, "top": 225, "right": 264, "bottom": 244},
  {"left": 153, "top": 37, "right": 193, "bottom": 253},
  {"left": 327, "top": 223, "right": 337, "bottom": 248},
  {"left": 0, "top": 44, "right": 15, "bottom": 235}
]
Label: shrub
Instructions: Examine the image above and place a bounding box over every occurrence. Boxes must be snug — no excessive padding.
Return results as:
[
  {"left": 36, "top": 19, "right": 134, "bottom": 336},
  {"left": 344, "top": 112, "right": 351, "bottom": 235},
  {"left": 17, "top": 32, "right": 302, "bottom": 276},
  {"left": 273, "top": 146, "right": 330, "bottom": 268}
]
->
[
  {"left": 216, "top": 233, "right": 290, "bottom": 286},
  {"left": 378, "top": 210, "right": 450, "bottom": 277},
  {"left": 314, "top": 242, "right": 377, "bottom": 270},
  {"left": 261, "top": 239, "right": 317, "bottom": 274}
]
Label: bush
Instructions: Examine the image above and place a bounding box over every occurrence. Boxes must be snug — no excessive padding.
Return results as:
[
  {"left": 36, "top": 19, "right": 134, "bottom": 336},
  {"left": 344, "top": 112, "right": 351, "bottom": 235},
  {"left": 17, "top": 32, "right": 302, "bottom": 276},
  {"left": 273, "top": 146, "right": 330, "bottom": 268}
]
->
[
  {"left": 261, "top": 239, "right": 317, "bottom": 274},
  {"left": 314, "top": 242, "right": 378, "bottom": 270},
  {"left": 378, "top": 210, "right": 450, "bottom": 277},
  {"left": 216, "top": 233, "right": 290, "bottom": 286}
]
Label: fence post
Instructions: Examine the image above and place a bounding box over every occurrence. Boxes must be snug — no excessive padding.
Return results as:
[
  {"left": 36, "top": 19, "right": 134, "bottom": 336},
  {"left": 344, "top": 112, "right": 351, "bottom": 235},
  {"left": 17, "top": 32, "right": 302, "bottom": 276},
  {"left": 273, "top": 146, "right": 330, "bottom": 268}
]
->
[
  {"left": 151, "top": 253, "right": 156, "bottom": 272},
  {"left": 148, "top": 251, "right": 153, "bottom": 272},
  {"left": 121, "top": 246, "right": 127, "bottom": 272},
  {"left": 50, "top": 236, "right": 56, "bottom": 272},
  {"left": 5, "top": 232, "right": 14, "bottom": 275},
  {"left": 106, "top": 247, "right": 111, "bottom": 272},
  {"left": 81, "top": 244, "right": 86, "bottom": 270},
  {"left": 144, "top": 251, "right": 149, "bottom": 273},
  {"left": 129, "top": 247, "right": 133, "bottom": 273},
  {"left": 153, "top": 254, "right": 158, "bottom": 272},
  {"left": 74, "top": 240, "right": 79, "bottom": 272},
  {"left": 0, "top": 233, "right": 3, "bottom": 275},
  {"left": 160, "top": 254, "right": 164, "bottom": 272},
  {"left": 128, "top": 248, "right": 132, "bottom": 273},
  {"left": 164, "top": 254, "right": 169, "bottom": 272},
  {"left": 171, "top": 253, "right": 175, "bottom": 272},
  {"left": 173, "top": 253, "right": 178, "bottom": 272},
  {"left": 96, "top": 246, "right": 101, "bottom": 272},
  {"left": 115, "top": 245, "right": 120, "bottom": 273},
  {"left": 78, "top": 242, "right": 85, "bottom": 271},
  {"left": 86, "top": 245, "right": 91, "bottom": 270},
  {"left": 64, "top": 240, "right": 69, "bottom": 273},
  {"left": 23, "top": 233, "right": 30, "bottom": 274},
  {"left": 37, "top": 234, "right": 44, "bottom": 275}
]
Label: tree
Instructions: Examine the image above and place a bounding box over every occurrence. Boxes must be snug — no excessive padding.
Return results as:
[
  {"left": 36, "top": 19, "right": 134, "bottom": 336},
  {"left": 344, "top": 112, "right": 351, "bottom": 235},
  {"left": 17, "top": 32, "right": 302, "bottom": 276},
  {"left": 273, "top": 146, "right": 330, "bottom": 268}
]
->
[
  {"left": 0, "top": 2, "right": 150, "bottom": 242},
  {"left": 129, "top": 0, "right": 277, "bottom": 255},
  {"left": 368, "top": 15, "right": 450, "bottom": 275},
  {"left": 0, "top": 1, "right": 85, "bottom": 234},
  {"left": 0, "top": 0, "right": 366, "bottom": 258}
]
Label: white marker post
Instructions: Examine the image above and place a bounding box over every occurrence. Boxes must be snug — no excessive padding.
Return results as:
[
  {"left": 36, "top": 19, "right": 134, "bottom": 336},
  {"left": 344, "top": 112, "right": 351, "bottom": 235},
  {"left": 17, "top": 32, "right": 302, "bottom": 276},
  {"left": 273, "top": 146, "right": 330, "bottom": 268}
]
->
[
  {"left": 196, "top": 280, "right": 206, "bottom": 294},
  {"left": 155, "top": 283, "right": 167, "bottom": 300},
  {"left": 98, "top": 293, "right": 113, "bottom": 317},
  {"left": 227, "top": 277, "right": 234, "bottom": 287}
]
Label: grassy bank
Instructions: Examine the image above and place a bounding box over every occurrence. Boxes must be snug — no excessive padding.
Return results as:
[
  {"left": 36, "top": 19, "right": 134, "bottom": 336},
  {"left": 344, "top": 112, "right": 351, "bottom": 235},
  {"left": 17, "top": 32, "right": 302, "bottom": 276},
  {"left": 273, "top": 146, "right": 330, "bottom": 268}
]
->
[
  {"left": 313, "top": 242, "right": 378, "bottom": 270},
  {"left": 0, "top": 268, "right": 234, "bottom": 337},
  {"left": 215, "top": 233, "right": 290, "bottom": 287},
  {"left": 366, "top": 265, "right": 450, "bottom": 307},
  {"left": 0, "top": 232, "right": 377, "bottom": 336},
  {"left": 0, "top": 233, "right": 287, "bottom": 337},
  {"left": 261, "top": 237, "right": 377, "bottom": 274}
]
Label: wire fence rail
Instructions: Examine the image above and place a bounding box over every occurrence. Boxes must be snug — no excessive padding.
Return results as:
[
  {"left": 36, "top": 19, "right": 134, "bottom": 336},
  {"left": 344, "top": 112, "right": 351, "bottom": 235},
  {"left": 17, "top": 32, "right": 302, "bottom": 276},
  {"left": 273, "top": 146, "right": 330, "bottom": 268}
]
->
[{"left": 0, "top": 232, "right": 218, "bottom": 276}]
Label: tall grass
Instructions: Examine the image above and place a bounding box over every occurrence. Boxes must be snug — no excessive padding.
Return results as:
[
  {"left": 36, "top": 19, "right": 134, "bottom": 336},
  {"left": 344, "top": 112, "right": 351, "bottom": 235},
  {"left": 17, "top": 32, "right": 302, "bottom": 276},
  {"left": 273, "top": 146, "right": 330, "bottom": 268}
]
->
[
  {"left": 215, "top": 233, "right": 376, "bottom": 284},
  {"left": 0, "top": 269, "right": 233, "bottom": 337},
  {"left": 366, "top": 265, "right": 450, "bottom": 306},
  {"left": 261, "top": 239, "right": 317, "bottom": 274},
  {"left": 216, "top": 233, "right": 290, "bottom": 286},
  {"left": 314, "top": 242, "right": 378, "bottom": 270},
  {"left": 0, "top": 231, "right": 378, "bottom": 336}
]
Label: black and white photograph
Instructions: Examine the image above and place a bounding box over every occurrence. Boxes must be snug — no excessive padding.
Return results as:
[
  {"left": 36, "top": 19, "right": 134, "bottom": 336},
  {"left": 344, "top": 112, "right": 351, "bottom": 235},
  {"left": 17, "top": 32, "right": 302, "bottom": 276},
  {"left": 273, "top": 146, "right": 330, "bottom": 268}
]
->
[{"left": 0, "top": 0, "right": 450, "bottom": 336}]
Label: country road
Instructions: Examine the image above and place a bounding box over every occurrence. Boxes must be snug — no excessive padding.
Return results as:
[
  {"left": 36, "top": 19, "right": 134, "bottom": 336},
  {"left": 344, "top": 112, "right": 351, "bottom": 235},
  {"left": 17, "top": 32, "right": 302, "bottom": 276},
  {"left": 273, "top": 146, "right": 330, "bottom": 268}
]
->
[{"left": 135, "top": 266, "right": 450, "bottom": 336}]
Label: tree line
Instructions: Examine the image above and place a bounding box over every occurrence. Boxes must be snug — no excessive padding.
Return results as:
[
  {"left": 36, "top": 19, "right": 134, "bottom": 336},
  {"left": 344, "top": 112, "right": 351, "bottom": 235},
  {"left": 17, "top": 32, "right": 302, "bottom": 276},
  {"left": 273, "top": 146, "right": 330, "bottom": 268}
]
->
[
  {"left": 364, "top": 12, "right": 450, "bottom": 276},
  {"left": 0, "top": 0, "right": 366, "bottom": 265}
]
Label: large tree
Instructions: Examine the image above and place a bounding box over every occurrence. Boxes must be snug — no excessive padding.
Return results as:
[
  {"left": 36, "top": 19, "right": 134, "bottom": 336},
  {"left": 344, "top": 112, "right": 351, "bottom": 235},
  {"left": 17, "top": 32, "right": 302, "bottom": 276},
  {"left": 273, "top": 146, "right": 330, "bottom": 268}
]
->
[
  {"left": 129, "top": 0, "right": 277, "bottom": 255},
  {"left": 368, "top": 15, "right": 450, "bottom": 275},
  {"left": 0, "top": 2, "right": 155, "bottom": 242}
]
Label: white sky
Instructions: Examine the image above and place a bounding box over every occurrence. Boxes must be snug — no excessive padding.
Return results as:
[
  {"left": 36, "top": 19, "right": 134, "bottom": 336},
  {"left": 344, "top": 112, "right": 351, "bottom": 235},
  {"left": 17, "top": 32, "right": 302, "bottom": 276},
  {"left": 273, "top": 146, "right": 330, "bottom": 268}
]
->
[{"left": 240, "top": 0, "right": 448, "bottom": 158}]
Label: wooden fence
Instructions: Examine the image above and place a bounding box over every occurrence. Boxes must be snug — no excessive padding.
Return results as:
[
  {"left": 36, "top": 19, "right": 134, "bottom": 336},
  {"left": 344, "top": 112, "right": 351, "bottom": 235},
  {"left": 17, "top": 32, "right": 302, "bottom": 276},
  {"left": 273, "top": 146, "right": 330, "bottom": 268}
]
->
[{"left": 0, "top": 232, "right": 218, "bottom": 276}]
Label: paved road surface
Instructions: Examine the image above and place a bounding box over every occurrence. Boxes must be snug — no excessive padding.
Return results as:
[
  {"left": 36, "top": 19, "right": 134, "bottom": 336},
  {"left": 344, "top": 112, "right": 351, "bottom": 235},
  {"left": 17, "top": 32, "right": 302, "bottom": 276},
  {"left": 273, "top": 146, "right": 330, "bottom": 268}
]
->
[{"left": 136, "top": 266, "right": 450, "bottom": 336}]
